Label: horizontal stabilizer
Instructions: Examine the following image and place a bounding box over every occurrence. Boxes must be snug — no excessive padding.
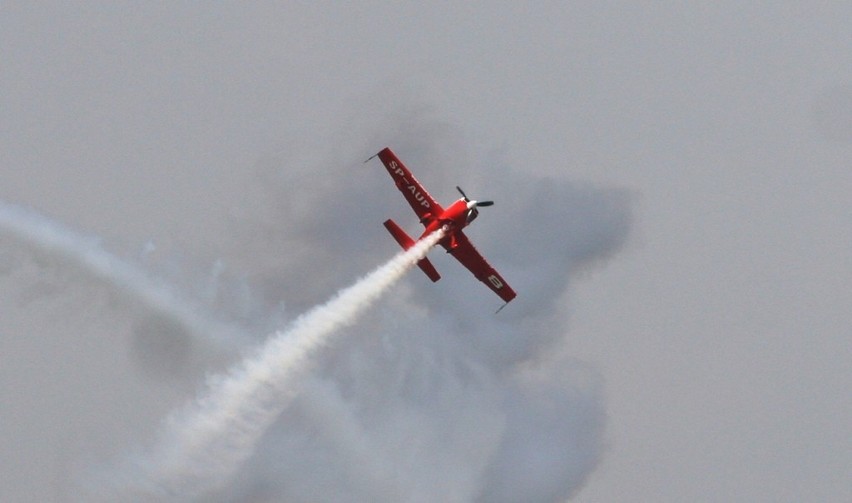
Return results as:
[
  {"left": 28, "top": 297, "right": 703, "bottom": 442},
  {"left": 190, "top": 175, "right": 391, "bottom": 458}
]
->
[{"left": 383, "top": 219, "right": 441, "bottom": 282}]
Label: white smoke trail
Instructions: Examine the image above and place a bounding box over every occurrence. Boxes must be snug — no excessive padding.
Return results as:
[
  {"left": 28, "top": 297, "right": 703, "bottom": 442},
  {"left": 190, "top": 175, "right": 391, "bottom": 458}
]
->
[
  {"left": 124, "top": 227, "right": 446, "bottom": 500},
  {"left": 0, "top": 200, "right": 246, "bottom": 348}
]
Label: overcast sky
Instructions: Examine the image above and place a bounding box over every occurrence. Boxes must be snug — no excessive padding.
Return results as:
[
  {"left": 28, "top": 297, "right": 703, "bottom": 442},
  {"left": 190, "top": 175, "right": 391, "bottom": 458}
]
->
[{"left": 1, "top": 3, "right": 850, "bottom": 502}]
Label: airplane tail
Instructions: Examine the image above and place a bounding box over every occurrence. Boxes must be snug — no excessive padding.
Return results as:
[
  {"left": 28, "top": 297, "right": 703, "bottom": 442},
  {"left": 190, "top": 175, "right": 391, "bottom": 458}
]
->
[{"left": 383, "top": 219, "right": 441, "bottom": 282}]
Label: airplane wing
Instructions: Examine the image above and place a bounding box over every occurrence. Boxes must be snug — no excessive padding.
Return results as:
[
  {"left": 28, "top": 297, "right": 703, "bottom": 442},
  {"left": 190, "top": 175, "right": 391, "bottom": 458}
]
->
[
  {"left": 445, "top": 231, "right": 517, "bottom": 303},
  {"left": 374, "top": 147, "right": 443, "bottom": 223}
]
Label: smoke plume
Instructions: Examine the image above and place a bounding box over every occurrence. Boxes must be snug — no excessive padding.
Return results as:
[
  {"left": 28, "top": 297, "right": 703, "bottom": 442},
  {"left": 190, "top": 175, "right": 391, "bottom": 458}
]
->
[
  {"left": 115, "top": 228, "right": 447, "bottom": 500},
  {"left": 0, "top": 200, "right": 246, "bottom": 349}
]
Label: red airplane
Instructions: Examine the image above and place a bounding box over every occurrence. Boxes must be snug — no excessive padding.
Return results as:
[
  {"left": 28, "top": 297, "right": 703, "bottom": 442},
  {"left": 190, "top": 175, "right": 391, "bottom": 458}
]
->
[{"left": 367, "top": 147, "right": 517, "bottom": 307}]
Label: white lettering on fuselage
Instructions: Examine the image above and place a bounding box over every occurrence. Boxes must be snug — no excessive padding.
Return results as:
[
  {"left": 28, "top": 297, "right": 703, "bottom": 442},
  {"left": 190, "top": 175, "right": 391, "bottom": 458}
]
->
[
  {"left": 389, "top": 160, "right": 430, "bottom": 208},
  {"left": 487, "top": 275, "right": 504, "bottom": 289}
]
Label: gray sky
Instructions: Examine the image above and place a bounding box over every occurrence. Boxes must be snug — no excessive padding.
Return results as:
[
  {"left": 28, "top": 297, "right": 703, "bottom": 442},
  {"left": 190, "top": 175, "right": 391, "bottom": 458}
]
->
[{"left": 1, "top": 3, "right": 850, "bottom": 502}]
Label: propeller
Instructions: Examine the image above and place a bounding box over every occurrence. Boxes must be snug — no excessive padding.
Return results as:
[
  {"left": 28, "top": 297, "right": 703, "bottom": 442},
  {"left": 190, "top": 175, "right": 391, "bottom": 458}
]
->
[{"left": 456, "top": 186, "right": 494, "bottom": 207}]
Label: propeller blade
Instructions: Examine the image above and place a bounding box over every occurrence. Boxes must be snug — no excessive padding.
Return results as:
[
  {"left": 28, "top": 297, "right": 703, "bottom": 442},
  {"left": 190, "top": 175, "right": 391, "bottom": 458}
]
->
[{"left": 459, "top": 186, "right": 494, "bottom": 207}]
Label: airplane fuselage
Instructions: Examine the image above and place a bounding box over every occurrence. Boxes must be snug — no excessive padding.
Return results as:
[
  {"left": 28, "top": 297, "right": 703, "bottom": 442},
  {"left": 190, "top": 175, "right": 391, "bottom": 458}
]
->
[{"left": 419, "top": 198, "right": 477, "bottom": 250}]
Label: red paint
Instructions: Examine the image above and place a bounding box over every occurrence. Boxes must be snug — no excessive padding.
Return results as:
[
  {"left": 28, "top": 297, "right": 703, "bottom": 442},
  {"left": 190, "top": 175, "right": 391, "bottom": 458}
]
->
[{"left": 374, "top": 147, "right": 517, "bottom": 304}]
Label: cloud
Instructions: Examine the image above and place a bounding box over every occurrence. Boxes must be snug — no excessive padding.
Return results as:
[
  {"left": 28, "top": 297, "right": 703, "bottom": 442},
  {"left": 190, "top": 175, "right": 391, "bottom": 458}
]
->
[
  {"left": 181, "top": 106, "right": 633, "bottom": 501},
  {"left": 1, "top": 89, "right": 631, "bottom": 501},
  {"left": 112, "top": 230, "right": 446, "bottom": 500}
]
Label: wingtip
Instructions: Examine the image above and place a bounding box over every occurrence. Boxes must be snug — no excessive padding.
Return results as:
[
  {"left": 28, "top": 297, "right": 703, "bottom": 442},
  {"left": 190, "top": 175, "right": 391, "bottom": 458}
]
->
[{"left": 364, "top": 147, "right": 391, "bottom": 163}]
